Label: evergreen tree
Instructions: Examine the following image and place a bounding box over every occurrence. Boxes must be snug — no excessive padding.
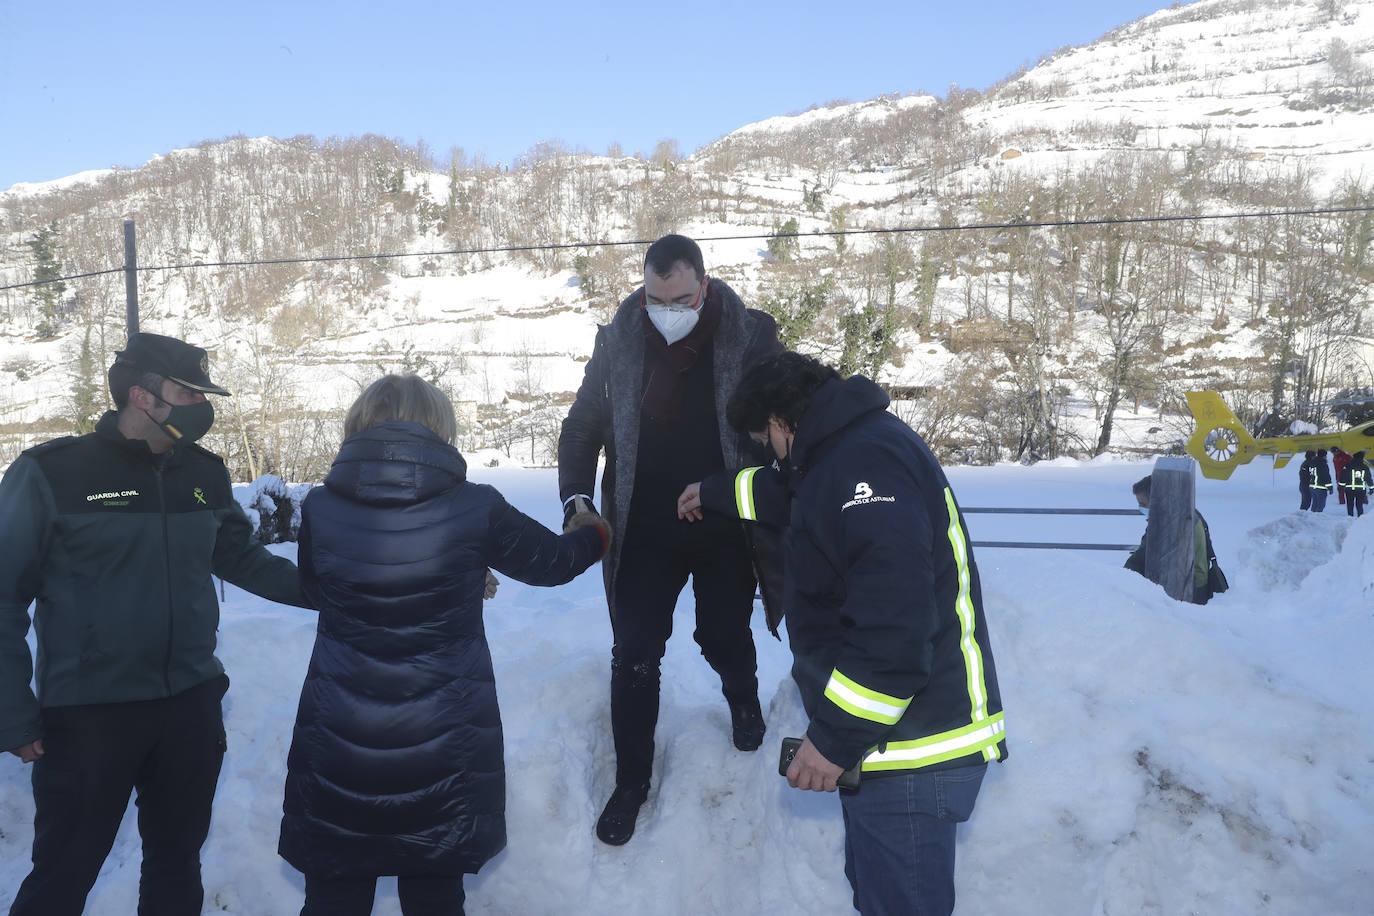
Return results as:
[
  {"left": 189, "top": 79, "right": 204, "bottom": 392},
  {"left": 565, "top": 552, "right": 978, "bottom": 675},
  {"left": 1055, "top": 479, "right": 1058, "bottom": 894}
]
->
[
  {"left": 767, "top": 218, "right": 801, "bottom": 262},
  {"left": 839, "top": 301, "right": 897, "bottom": 379},
  {"left": 757, "top": 272, "right": 831, "bottom": 348},
  {"left": 69, "top": 327, "right": 102, "bottom": 434},
  {"left": 27, "top": 221, "right": 65, "bottom": 339}
]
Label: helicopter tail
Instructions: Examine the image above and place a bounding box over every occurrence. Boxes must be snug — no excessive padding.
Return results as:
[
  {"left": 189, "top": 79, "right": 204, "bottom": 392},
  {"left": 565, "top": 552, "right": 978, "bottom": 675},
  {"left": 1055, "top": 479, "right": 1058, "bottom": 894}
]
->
[{"left": 1185, "top": 391, "right": 1256, "bottom": 480}]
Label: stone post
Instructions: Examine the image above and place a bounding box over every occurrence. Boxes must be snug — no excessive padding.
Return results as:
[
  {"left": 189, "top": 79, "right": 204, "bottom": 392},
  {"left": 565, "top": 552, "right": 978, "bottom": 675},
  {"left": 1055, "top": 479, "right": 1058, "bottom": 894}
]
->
[{"left": 1144, "top": 457, "right": 1196, "bottom": 602}]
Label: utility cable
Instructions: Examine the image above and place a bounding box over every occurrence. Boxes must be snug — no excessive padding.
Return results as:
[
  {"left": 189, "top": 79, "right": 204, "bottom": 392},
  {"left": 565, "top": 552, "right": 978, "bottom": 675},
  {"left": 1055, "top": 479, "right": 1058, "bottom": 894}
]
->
[{"left": 3, "top": 204, "right": 1373, "bottom": 293}]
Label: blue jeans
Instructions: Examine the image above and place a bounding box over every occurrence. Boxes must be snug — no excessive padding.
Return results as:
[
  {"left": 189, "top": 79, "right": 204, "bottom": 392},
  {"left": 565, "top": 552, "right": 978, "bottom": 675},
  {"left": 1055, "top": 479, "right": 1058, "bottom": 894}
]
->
[
  {"left": 839, "top": 764, "right": 986, "bottom": 916},
  {"left": 1311, "top": 490, "right": 1328, "bottom": 512}
]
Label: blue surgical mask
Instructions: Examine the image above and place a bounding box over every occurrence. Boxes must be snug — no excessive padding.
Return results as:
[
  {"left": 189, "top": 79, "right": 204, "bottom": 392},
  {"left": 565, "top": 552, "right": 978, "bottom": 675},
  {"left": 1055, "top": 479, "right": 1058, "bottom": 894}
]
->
[{"left": 1140, "top": 507, "right": 1149, "bottom": 519}]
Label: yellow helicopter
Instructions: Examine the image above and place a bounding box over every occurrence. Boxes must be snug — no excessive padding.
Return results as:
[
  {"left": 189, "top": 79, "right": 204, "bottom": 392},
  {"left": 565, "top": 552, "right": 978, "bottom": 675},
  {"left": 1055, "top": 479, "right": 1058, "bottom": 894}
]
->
[{"left": 1184, "top": 390, "right": 1374, "bottom": 479}]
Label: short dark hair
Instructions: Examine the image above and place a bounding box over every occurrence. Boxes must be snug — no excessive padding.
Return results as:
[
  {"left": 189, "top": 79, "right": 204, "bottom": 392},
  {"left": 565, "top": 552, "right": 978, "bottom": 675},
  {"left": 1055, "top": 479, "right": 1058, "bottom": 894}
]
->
[
  {"left": 1131, "top": 475, "right": 1152, "bottom": 499},
  {"left": 726, "top": 351, "right": 841, "bottom": 434},
  {"left": 108, "top": 363, "right": 165, "bottom": 410},
  {"left": 1319, "top": 448, "right": 1328, "bottom": 457},
  {"left": 644, "top": 234, "right": 704, "bottom": 282}
]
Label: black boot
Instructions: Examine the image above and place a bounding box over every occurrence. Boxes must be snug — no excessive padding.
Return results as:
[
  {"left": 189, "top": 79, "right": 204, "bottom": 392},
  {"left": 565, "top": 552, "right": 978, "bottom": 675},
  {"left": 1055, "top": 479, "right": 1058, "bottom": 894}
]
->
[
  {"left": 728, "top": 695, "right": 766, "bottom": 752},
  {"left": 596, "top": 783, "right": 649, "bottom": 846}
]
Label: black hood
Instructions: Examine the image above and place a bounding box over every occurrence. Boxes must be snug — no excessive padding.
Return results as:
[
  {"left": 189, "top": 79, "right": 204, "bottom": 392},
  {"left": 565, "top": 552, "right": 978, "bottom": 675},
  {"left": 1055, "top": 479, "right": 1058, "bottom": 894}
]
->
[
  {"left": 790, "top": 375, "right": 891, "bottom": 474},
  {"left": 325, "top": 421, "right": 467, "bottom": 507}
]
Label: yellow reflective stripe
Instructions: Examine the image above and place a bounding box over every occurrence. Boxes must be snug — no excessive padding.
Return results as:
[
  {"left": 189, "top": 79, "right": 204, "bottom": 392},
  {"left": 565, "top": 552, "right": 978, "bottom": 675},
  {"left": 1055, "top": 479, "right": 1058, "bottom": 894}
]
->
[
  {"left": 824, "top": 669, "right": 912, "bottom": 725},
  {"left": 944, "top": 488, "right": 991, "bottom": 731},
  {"left": 861, "top": 713, "right": 1006, "bottom": 771},
  {"left": 734, "top": 467, "right": 761, "bottom": 521}
]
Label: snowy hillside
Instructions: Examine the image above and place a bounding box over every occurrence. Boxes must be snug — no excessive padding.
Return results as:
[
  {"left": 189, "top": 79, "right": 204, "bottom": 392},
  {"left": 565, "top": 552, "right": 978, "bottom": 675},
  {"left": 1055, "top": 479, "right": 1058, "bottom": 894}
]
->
[
  {"left": 2, "top": 0, "right": 1372, "bottom": 477},
  {"left": 712, "top": 0, "right": 1374, "bottom": 190},
  {"left": 984, "top": 0, "right": 1374, "bottom": 194}
]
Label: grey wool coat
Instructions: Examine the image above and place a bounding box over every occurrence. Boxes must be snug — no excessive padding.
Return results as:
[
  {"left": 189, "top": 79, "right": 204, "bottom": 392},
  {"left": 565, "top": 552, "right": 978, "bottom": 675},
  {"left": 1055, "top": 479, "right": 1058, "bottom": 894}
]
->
[{"left": 557, "top": 278, "right": 785, "bottom": 623}]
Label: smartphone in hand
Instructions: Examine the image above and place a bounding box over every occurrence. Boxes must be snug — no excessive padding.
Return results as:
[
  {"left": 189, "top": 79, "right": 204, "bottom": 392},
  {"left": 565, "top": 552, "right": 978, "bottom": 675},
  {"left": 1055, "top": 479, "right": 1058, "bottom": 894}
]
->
[{"left": 778, "top": 736, "right": 861, "bottom": 790}]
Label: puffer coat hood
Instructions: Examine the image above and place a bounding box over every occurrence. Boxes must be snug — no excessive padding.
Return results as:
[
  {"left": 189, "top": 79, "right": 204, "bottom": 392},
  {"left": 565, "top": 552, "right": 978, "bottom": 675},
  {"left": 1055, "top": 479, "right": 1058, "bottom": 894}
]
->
[{"left": 280, "top": 421, "right": 602, "bottom": 878}]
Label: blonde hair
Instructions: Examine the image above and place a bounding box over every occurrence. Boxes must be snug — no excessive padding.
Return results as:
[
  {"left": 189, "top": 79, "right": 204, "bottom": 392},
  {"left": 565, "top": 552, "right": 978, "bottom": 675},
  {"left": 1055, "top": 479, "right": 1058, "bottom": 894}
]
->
[{"left": 344, "top": 374, "right": 458, "bottom": 444}]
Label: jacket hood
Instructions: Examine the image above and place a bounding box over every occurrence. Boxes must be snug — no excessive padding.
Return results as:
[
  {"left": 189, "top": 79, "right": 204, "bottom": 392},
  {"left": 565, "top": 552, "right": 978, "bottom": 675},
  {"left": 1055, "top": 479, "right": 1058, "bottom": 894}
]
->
[
  {"left": 790, "top": 375, "right": 890, "bottom": 473},
  {"left": 325, "top": 421, "right": 467, "bottom": 506}
]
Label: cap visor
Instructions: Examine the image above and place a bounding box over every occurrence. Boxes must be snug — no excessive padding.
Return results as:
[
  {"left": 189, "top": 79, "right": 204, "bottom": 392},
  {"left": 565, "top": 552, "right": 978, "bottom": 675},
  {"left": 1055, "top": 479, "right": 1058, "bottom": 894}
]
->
[{"left": 166, "top": 375, "right": 232, "bottom": 397}]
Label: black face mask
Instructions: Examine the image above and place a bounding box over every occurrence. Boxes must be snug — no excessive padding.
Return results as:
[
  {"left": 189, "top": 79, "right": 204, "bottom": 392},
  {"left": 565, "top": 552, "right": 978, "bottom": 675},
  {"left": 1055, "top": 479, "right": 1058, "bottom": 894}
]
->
[{"left": 145, "top": 396, "right": 215, "bottom": 444}]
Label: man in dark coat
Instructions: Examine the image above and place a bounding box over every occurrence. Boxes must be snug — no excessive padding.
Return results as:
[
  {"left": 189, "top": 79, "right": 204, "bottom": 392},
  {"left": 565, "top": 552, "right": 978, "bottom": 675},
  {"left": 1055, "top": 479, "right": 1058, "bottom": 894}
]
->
[
  {"left": 1124, "top": 475, "right": 1215, "bottom": 604},
  {"left": 0, "top": 333, "right": 308, "bottom": 915},
  {"left": 557, "top": 234, "right": 784, "bottom": 845}
]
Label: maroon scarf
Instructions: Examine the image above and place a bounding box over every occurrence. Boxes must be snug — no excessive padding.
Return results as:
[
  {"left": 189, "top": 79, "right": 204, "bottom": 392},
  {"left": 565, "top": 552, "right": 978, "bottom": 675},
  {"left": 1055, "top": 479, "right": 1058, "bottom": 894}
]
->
[{"left": 640, "top": 287, "right": 723, "bottom": 423}]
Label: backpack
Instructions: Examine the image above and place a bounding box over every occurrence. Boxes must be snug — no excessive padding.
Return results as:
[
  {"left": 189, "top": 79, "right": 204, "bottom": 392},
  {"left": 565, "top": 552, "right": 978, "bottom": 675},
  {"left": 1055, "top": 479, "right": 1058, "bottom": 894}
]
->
[{"left": 1198, "top": 515, "right": 1229, "bottom": 598}]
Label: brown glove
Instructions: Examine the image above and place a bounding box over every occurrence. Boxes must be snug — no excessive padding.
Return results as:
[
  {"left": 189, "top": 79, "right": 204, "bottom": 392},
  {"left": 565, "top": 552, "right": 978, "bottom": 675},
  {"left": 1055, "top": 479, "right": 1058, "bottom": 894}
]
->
[
  {"left": 483, "top": 569, "right": 499, "bottom": 600},
  {"left": 566, "top": 509, "right": 613, "bottom": 558}
]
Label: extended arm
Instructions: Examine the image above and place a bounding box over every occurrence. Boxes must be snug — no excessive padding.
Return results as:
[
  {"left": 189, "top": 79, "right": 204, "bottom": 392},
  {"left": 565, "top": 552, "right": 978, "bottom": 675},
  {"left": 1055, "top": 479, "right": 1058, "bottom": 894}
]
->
[
  {"left": 0, "top": 458, "right": 51, "bottom": 755},
  {"left": 684, "top": 464, "right": 791, "bottom": 526},
  {"left": 486, "top": 488, "right": 606, "bottom": 586},
  {"left": 211, "top": 471, "right": 311, "bottom": 608}
]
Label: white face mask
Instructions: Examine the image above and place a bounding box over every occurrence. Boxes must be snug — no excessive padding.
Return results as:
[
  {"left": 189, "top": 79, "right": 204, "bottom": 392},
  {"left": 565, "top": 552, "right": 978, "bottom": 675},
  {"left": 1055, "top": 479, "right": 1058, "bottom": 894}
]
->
[{"left": 646, "top": 304, "right": 700, "bottom": 345}]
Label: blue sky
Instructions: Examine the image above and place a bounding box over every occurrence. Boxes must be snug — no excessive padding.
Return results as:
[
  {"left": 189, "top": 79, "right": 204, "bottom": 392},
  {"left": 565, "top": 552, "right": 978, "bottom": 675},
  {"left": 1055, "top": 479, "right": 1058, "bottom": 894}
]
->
[{"left": 1, "top": 0, "right": 1178, "bottom": 189}]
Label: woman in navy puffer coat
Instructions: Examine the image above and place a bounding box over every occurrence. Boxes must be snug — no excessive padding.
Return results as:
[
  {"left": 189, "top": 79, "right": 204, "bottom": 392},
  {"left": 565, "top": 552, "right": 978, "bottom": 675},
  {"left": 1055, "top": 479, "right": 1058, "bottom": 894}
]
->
[{"left": 279, "top": 375, "right": 608, "bottom": 916}]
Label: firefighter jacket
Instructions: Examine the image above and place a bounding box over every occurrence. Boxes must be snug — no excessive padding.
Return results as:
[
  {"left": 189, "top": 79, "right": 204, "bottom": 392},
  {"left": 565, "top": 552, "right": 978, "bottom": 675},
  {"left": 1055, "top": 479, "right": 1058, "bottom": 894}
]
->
[
  {"left": 1338, "top": 458, "right": 1371, "bottom": 495},
  {"left": 698, "top": 375, "right": 1007, "bottom": 775},
  {"left": 1307, "top": 459, "right": 1333, "bottom": 492},
  {"left": 0, "top": 411, "right": 307, "bottom": 752}
]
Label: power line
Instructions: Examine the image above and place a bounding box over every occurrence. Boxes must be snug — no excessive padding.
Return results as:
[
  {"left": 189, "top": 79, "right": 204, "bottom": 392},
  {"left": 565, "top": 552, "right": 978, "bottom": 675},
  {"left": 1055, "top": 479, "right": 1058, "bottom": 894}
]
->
[
  {"left": 3, "top": 204, "right": 1373, "bottom": 293},
  {"left": 2, "top": 266, "right": 126, "bottom": 291}
]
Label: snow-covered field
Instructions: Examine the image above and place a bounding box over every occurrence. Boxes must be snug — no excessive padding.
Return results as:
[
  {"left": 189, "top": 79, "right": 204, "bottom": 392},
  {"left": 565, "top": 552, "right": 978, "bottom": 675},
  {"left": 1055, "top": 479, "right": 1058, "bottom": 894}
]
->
[{"left": 1, "top": 455, "right": 1369, "bottom": 914}]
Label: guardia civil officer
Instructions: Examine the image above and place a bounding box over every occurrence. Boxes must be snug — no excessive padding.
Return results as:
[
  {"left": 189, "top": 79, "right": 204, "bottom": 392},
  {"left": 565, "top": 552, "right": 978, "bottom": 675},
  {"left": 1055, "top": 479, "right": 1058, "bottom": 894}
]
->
[{"left": 0, "top": 333, "right": 309, "bottom": 915}]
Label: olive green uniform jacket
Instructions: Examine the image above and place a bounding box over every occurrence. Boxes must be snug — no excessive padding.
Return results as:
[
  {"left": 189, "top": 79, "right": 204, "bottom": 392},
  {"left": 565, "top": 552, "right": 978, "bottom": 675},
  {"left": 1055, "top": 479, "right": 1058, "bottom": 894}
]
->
[{"left": 0, "top": 411, "right": 307, "bottom": 752}]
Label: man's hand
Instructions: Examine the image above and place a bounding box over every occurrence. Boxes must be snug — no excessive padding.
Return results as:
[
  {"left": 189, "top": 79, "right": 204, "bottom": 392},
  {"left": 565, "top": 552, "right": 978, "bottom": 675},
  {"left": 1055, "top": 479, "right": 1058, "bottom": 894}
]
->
[
  {"left": 786, "top": 734, "right": 844, "bottom": 792},
  {"left": 677, "top": 482, "right": 703, "bottom": 521},
  {"left": 7, "top": 740, "right": 44, "bottom": 764},
  {"left": 483, "top": 570, "right": 499, "bottom": 600},
  {"left": 562, "top": 496, "right": 596, "bottom": 532}
]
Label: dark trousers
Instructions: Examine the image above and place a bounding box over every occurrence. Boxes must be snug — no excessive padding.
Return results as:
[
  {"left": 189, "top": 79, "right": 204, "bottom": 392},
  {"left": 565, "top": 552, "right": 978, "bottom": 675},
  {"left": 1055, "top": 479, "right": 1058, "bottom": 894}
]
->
[
  {"left": 1311, "top": 490, "right": 1328, "bottom": 512},
  {"left": 10, "top": 674, "right": 229, "bottom": 916},
  {"left": 1299, "top": 488, "right": 1312, "bottom": 511},
  {"left": 609, "top": 513, "right": 758, "bottom": 787},
  {"left": 302, "top": 874, "right": 465, "bottom": 916}
]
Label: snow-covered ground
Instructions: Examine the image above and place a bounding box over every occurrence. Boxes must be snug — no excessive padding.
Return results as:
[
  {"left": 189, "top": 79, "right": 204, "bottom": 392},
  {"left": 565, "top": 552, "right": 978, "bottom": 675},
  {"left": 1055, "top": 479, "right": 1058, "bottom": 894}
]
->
[{"left": 1, "top": 454, "right": 1369, "bottom": 913}]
